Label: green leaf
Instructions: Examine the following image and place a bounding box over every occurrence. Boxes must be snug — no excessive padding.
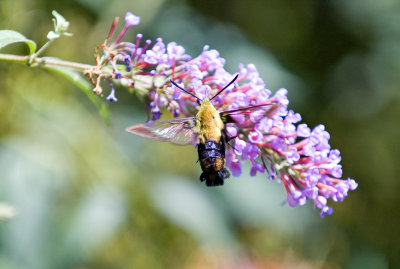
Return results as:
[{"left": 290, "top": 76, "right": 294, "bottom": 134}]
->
[
  {"left": 43, "top": 62, "right": 110, "bottom": 123},
  {"left": 0, "top": 30, "right": 36, "bottom": 55}
]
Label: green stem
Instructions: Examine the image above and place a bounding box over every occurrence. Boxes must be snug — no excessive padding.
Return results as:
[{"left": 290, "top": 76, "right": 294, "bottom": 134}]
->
[
  {"left": 28, "top": 39, "right": 54, "bottom": 65},
  {"left": 0, "top": 53, "right": 94, "bottom": 71}
]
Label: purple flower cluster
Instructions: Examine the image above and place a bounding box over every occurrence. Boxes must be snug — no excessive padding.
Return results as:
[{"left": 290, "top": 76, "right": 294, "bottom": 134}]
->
[{"left": 93, "top": 12, "right": 358, "bottom": 217}]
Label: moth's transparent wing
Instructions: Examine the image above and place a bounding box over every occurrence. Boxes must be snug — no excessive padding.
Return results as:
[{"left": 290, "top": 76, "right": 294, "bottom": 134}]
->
[
  {"left": 126, "top": 117, "right": 198, "bottom": 145},
  {"left": 220, "top": 103, "right": 280, "bottom": 126}
]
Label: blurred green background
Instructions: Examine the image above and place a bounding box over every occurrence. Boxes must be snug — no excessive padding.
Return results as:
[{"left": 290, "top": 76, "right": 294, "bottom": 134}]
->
[{"left": 0, "top": 0, "right": 399, "bottom": 268}]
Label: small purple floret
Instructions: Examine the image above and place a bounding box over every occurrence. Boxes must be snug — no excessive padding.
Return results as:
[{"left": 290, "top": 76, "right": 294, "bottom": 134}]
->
[
  {"left": 106, "top": 88, "right": 118, "bottom": 102},
  {"left": 125, "top": 12, "right": 140, "bottom": 27},
  {"left": 250, "top": 161, "right": 265, "bottom": 176}
]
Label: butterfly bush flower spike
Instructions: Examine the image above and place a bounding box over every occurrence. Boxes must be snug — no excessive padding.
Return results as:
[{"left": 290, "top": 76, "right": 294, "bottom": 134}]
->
[{"left": 91, "top": 12, "right": 358, "bottom": 217}]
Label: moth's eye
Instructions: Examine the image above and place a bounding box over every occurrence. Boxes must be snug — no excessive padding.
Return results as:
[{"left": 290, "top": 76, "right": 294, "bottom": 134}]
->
[{"left": 197, "top": 99, "right": 201, "bottom": 105}]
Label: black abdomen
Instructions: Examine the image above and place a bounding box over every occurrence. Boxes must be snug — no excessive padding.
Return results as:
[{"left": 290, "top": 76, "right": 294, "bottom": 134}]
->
[{"left": 197, "top": 139, "right": 230, "bottom": 187}]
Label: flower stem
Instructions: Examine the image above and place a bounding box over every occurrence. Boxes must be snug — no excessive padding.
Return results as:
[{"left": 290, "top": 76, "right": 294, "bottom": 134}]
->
[
  {"left": 0, "top": 53, "right": 95, "bottom": 71},
  {"left": 28, "top": 39, "right": 55, "bottom": 65}
]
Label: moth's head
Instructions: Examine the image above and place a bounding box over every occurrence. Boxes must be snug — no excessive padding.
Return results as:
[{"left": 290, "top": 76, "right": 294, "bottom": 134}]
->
[
  {"left": 170, "top": 73, "right": 238, "bottom": 106},
  {"left": 200, "top": 98, "right": 211, "bottom": 106}
]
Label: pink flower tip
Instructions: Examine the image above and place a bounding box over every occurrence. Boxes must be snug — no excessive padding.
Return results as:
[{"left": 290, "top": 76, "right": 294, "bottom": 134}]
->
[{"left": 125, "top": 12, "right": 140, "bottom": 27}]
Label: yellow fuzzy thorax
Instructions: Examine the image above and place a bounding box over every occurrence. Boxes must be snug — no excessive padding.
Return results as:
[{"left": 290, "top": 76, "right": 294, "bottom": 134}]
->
[{"left": 193, "top": 99, "right": 224, "bottom": 144}]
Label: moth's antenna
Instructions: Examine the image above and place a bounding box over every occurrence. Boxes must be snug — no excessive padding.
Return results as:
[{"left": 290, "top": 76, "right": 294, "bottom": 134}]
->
[
  {"left": 170, "top": 80, "right": 201, "bottom": 103},
  {"left": 210, "top": 74, "right": 239, "bottom": 101}
]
